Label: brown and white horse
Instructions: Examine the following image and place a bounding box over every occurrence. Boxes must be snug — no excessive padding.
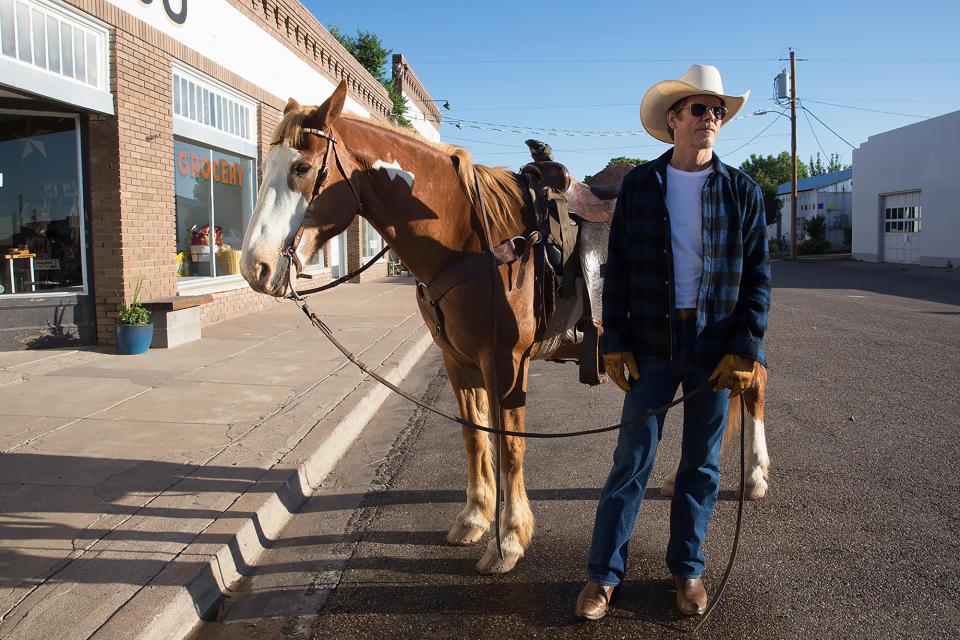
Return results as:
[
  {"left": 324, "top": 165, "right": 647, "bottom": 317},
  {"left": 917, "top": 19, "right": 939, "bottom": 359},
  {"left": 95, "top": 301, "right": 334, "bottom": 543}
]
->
[{"left": 240, "top": 80, "right": 769, "bottom": 574}]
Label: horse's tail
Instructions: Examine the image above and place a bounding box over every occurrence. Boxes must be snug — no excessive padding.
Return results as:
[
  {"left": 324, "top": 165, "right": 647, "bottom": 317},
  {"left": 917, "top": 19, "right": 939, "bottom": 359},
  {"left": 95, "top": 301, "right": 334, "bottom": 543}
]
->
[{"left": 721, "top": 363, "right": 767, "bottom": 456}]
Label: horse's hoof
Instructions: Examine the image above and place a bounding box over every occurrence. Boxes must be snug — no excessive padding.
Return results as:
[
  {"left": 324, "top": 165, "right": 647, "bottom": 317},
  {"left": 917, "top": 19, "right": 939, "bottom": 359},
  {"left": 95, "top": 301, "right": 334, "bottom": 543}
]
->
[
  {"left": 740, "top": 480, "right": 768, "bottom": 500},
  {"left": 660, "top": 480, "right": 675, "bottom": 497},
  {"left": 447, "top": 522, "right": 488, "bottom": 546},
  {"left": 475, "top": 539, "right": 522, "bottom": 574}
]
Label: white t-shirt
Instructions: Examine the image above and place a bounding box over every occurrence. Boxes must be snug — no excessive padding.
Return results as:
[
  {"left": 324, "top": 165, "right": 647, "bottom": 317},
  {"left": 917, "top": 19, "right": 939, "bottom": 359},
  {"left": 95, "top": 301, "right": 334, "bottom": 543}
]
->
[{"left": 665, "top": 164, "right": 713, "bottom": 309}]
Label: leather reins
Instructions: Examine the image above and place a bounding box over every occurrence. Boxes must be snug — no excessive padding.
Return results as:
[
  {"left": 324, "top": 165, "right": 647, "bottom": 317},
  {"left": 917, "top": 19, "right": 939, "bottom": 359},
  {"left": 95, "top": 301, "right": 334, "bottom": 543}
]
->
[{"left": 277, "top": 128, "right": 744, "bottom": 630}]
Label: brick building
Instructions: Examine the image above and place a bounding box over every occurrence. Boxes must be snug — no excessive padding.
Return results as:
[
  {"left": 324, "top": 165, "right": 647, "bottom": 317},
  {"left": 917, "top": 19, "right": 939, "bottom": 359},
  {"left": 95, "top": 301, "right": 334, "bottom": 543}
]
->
[{"left": 0, "top": 0, "right": 440, "bottom": 349}]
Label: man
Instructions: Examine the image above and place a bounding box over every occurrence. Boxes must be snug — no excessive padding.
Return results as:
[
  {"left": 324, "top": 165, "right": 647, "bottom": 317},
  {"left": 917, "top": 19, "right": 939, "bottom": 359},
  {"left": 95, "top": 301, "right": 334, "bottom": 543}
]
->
[{"left": 574, "top": 65, "right": 770, "bottom": 620}]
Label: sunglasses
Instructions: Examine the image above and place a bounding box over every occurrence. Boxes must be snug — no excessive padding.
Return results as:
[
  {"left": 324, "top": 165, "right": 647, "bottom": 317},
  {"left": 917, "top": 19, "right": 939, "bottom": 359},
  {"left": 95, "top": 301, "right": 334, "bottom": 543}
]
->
[{"left": 678, "top": 103, "right": 728, "bottom": 120}]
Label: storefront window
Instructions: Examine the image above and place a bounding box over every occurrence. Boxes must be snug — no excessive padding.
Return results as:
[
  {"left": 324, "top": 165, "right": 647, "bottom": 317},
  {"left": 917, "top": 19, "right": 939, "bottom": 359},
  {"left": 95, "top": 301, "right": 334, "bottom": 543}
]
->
[
  {"left": 361, "top": 219, "right": 383, "bottom": 259},
  {"left": 174, "top": 139, "right": 253, "bottom": 279},
  {"left": 0, "top": 112, "right": 85, "bottom": 295}
]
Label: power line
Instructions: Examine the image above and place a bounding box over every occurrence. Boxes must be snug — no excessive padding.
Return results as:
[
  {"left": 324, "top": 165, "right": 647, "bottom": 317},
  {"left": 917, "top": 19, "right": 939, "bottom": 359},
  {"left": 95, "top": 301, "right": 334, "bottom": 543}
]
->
[
  {"left": 802, "top": 98, "right": 930, "bottom": 118},
  {"left": 438, "top": 118, "right": 646, "bottom": 137},
  {"left": 718, "top": 109, "right": 789, "bottom": 158},
  {"left": 798, "top": 105, "right": 856, "bottom": 149},
  {"left": 801, "top": 105, "right": 829, "bottom": 162},
  {"left": 409, "top": 57, "right": 777, "bottom": 65}
]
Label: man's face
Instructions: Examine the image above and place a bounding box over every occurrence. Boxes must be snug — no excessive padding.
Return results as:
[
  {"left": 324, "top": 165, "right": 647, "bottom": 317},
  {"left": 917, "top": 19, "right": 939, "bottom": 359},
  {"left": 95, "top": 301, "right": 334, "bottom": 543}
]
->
[{"left": 667, "top": 94, "right": 725, "bottom": 151}]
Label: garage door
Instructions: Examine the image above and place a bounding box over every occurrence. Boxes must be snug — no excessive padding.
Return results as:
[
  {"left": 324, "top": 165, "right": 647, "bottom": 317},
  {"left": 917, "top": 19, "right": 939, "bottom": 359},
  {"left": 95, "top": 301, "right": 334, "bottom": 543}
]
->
[{"left": 882, "top": 191, "right": 921, "bottom": 264}]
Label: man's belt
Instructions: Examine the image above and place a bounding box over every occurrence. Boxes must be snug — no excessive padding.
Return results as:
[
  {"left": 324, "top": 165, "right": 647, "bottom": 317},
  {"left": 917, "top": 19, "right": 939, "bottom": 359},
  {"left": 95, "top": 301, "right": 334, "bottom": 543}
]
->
[{"left": 674, "top": 307, "right": 697, "bottom": 322}]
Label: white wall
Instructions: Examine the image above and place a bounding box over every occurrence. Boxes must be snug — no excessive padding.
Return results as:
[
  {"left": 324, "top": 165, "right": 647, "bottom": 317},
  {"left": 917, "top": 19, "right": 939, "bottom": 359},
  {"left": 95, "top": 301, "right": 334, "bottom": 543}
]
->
[
  {"left": 103, "top": 0, "right": 372, "bottom": 118},
  {"left": 401, "top": 91, "right": 441, "bottom": 143},
  {"left": 852, "top": 110, "right": 960, "bottom": 266}
]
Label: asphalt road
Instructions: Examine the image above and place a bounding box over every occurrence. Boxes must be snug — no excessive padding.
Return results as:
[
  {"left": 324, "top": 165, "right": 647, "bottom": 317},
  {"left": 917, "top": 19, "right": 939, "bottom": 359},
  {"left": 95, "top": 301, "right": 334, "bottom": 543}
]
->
[{"left": 193, "top": 259, "right": 960, "bottom": 640}]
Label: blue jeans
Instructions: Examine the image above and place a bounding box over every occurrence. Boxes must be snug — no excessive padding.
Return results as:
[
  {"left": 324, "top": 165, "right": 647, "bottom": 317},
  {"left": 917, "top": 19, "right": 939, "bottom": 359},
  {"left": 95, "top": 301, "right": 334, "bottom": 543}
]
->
[{"left": 587, "top": 320, "right": 730, "bottom": 584}]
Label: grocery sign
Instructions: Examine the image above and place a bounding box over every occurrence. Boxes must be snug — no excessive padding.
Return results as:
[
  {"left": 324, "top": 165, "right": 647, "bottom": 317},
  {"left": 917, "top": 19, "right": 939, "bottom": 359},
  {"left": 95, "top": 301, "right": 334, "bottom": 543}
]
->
[{"left": 177, "top": 151, "right": 244, "bottom": 187}]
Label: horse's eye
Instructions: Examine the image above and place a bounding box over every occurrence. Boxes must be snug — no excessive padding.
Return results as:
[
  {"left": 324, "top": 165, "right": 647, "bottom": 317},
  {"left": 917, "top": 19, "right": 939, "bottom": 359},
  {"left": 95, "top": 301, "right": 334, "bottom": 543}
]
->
[{"left": 293, "top": 164, "right": 312, "bottom": 177}]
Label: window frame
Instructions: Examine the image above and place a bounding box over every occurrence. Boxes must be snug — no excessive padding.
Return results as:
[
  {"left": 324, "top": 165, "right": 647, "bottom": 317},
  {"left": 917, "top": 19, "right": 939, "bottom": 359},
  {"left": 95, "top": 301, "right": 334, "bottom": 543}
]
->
[{"left": 0, "top": 108, "right": 88, "bottom": 298}]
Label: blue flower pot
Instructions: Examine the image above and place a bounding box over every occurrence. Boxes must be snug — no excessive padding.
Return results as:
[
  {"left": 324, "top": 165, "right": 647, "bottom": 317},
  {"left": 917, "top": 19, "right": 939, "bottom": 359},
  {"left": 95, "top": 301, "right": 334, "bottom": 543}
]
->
[{"left": 115, "top": 323, "right": 154, "bottom": 355}]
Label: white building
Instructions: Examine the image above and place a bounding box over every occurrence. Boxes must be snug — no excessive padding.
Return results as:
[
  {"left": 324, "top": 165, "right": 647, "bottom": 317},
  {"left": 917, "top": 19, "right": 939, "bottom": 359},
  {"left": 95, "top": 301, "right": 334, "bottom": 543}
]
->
[
  {"left": 852, "top": 110, "right": 960, "bottom": 266},
  {"left": 774, "top": 169, "right": 853, "bottom": 248}
]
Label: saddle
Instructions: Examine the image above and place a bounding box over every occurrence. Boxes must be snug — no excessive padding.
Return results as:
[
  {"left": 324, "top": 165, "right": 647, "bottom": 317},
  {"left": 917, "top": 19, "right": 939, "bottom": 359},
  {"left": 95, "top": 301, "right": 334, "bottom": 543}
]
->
[{"left": 520, "top": 156, "right": 631, "bottom": 385}]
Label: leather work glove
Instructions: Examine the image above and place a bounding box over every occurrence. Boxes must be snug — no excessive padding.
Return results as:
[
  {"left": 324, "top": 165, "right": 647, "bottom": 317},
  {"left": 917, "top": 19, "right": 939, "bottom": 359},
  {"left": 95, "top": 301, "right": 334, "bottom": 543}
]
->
[
  {"left": 709, "top": 354, "right": 757, "bottom": 398},
  {"left": 603, "top": 352, "right": 640, "bottom": 392}
]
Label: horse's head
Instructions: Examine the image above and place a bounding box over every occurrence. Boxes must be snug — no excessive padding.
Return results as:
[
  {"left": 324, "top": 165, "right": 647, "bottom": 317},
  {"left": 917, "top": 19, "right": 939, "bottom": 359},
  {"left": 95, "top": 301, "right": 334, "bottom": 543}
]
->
[{"left": 241, "top": 80, "right": 356, "bottom": 296}]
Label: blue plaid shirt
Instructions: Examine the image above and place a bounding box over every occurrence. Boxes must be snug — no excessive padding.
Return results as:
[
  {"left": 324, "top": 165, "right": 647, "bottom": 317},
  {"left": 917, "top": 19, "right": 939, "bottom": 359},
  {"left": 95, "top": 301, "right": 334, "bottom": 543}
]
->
[{"left": 601, "top": 149, "right": 770, "bottom": 366}]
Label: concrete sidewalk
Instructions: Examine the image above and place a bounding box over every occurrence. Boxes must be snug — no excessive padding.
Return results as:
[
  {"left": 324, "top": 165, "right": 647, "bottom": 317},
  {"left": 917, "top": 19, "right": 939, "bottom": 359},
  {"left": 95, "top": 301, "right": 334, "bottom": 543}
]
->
[{"left": 0, "top": 278, "right": 434, "bottom": 640}]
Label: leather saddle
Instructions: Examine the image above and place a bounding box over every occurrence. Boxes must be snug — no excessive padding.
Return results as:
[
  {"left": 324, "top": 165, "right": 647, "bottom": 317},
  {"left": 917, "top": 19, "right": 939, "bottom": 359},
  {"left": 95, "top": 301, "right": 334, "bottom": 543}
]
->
[{"left": 519, "top": 156, "right": 632, "bottom": 385}]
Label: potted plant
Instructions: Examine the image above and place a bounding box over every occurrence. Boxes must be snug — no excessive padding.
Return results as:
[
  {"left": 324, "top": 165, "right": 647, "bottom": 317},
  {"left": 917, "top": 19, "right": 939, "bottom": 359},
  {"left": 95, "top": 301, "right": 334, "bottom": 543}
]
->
[{"left": 115, "top": 277, "right": 153, "bottom": 355}]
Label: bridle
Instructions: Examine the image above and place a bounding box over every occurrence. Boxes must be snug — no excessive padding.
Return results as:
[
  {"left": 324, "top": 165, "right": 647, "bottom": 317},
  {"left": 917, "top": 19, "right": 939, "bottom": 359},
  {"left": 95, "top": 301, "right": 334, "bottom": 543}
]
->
[{"left": 280, "top": 126, "right": 379, "bottom": 297}]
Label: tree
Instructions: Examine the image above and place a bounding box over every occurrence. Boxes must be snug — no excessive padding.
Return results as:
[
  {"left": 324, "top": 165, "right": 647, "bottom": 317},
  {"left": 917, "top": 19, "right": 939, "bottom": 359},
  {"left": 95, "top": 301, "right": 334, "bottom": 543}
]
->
[
  {"left": 808, "top": 152, "right": 851, "bottom": 177},
  {"left": 329, "top": 25, "right": 411, "bottom": 128},
  {"left": 739, "top": 152, "right": 809, "bottom": 227},
  {"left": 607, "top": 156, "right": 647, "bottom": 167}
]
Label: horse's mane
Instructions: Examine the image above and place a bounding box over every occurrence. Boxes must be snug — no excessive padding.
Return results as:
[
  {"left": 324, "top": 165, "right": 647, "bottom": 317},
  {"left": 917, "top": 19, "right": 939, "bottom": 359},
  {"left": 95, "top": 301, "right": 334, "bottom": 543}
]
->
[{"left": 272, "top": 109, "right": 525, "bottom": 231}]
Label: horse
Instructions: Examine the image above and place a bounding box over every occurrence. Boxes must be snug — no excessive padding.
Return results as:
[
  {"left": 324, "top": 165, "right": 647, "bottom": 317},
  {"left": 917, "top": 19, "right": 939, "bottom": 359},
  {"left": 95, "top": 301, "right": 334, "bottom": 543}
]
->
[{"left": 240, "top": 80, "right": 769, "bottom": 575}]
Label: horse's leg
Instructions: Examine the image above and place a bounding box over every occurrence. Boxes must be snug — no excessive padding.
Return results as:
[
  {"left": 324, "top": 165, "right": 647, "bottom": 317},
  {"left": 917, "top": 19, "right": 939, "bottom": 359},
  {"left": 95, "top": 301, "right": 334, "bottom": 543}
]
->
[
  {"left": 741, "top": 365, "right": 770, "bottom": 500},
  {"left": 660, "top": 466, "right": 677, "bottom": 497},
  {"left": 476, "top": 378, "right": 534, "bottom": 575},
  {"left": 662, "top": 364, "right": 771, "bottom": 499},
  {"left": 444, "top": 356, "right": 496, "bottom": 546}
]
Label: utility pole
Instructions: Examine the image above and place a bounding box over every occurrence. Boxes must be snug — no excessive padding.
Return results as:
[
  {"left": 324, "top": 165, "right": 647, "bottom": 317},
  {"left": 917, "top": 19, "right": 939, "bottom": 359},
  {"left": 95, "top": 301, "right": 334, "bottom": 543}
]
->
[{"left": 789, "top": 49, "right": 798, "bottom": 260}]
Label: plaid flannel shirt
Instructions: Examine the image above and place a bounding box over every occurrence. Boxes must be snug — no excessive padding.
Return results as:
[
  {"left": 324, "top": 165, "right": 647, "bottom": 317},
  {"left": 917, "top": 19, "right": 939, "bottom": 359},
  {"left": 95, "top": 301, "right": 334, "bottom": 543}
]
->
[{"left": 601, "top": 149, "right": 770, "bottom": 367}]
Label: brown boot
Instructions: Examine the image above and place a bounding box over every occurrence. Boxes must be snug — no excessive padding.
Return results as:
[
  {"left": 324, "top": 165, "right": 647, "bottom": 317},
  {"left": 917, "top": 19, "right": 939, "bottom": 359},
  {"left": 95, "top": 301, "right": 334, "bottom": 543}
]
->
[
  {"left": 673, "top": 576, "right": 707, "bottom": 616},
  {"left": 574, "top": 580, "right": 619, "bottom": 620}
]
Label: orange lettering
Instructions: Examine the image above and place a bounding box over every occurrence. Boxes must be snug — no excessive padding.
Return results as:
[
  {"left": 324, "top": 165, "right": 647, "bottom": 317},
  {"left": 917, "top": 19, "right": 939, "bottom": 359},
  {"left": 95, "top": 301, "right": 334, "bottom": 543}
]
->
[
  {"left": 237, "top": 164, "right": 244, "bottom": 186},
  {"left": 200, "top": 158, "right": 211, "bottom": 180},
  {"left": 190, "top": 153, "right": 199, "bottom": 178},
  {"left": 178, "top": 151, "right": 189, "bottom": 175},
  {"left": 212, "top": 160, "right": 220, "bottom": 183},
  {"left": 229, "top": 164, "right": 237, "bottom": 185}
]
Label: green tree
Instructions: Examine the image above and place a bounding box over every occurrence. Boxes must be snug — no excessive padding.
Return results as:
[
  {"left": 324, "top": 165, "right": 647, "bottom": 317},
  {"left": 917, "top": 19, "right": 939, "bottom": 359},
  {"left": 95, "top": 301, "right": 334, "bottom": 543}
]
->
[
  {"left": 329, "top": 25, "right": 411, "bottom": 128},
  {"left": 808, "top": 152, "right": 851, "bottom": 176},
  {"left": 739, "top": 152, "right": 809, "bottom": 227},
  {"left": 606, "top": 156, "right": 647, "bottom": 167},
  {"left": 798, "top": 213, "right": 829, "bottom": 254}
]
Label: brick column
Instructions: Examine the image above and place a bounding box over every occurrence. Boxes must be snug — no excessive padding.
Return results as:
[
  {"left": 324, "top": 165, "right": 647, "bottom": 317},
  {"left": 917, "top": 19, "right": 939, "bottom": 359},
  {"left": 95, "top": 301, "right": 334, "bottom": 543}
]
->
[
  {"left": 88, "top": 30, "right": 177, "bottom": 345},
  {"left": 347, "top": 218, "right": 363, "bottom": 282}
]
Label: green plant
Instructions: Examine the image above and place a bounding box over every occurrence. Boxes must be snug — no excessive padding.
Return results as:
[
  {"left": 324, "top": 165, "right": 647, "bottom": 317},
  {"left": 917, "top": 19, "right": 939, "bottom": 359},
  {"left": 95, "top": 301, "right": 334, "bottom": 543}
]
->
[
  {"left": 117, "top": 278, "right": 151, "bottom": 326},
  {"left": 797, "top": 237, "right": 830, "bottom": 255}
]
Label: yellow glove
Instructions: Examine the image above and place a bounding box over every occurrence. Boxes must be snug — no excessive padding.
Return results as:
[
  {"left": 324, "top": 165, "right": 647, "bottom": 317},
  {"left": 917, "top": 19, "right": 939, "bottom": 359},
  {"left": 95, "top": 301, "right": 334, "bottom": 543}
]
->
[
  {"left": 603, "top": 351, "right": 640, "bottom": 392},
  {"left": 709, "top": 354, "right": 757, "bottom": 398}
]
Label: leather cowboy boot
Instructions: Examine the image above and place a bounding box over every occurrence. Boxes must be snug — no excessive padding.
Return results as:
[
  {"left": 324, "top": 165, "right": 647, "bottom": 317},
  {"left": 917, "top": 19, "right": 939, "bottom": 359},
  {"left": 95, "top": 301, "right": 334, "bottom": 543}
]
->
[
  {"left": 673, "top": 576, "right": 707, "bottom": 616},
  {"left": 574, "top": 581, "right": 619, "bottom": 620}
]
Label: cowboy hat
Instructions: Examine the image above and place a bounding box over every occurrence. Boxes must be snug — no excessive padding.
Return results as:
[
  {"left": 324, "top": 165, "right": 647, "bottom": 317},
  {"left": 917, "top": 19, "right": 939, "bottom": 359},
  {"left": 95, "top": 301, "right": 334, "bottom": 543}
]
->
[{"left": 640, "top": 64, "right": 749, "bottom": 143}]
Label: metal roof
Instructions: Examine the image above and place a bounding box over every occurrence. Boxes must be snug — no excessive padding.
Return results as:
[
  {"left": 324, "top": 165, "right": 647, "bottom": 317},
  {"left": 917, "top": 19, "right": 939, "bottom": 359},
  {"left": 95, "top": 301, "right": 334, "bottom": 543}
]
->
[{"left": 777, "top": 169, "right": 852, "bottom": 195}]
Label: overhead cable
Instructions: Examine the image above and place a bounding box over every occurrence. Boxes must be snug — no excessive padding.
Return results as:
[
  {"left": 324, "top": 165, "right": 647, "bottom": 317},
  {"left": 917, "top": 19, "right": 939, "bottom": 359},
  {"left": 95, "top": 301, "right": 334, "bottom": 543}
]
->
[{"left": 798, "top": 105, "right": 856, "bottom": 149}]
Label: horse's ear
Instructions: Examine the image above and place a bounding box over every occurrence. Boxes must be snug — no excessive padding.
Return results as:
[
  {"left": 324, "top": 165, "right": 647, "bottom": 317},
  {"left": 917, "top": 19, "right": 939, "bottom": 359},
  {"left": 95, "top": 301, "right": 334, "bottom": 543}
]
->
[
  {"left": 284, "top": 98, "right": 301, "bottom": 114},
  {"left": 311, "top": 79, "right": 347, "bottom": 129}
]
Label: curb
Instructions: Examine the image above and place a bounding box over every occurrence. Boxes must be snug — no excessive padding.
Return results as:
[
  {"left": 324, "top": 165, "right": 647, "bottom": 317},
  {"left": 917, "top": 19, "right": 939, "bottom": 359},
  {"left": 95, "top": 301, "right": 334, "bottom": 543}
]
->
[{"left": 94, "top": 328, "right": 435, "bottom": 639}]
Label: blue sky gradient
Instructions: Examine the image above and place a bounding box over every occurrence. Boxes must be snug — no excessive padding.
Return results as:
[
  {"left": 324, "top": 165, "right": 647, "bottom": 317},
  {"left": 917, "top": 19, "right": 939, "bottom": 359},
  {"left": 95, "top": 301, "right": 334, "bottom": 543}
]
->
[{"left": 304, "top": 1, "right": 958, "bottom": 180}]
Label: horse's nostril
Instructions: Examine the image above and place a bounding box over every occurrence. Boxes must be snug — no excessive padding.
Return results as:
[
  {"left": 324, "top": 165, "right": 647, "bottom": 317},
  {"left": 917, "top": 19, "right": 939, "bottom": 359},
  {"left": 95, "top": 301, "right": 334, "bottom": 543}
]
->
[{"left": 255, "top": 262, "right": 271, "bottom": 287}]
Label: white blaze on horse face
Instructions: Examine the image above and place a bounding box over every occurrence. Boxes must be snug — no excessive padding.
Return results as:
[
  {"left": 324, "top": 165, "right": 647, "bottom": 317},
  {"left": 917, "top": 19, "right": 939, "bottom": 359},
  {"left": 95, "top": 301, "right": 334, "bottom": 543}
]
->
[
  {"left": 372, "top": 159, "right": 415, "bottom": 189},
  {"left": 241, "top": 144, "right": 310, "bottom": 289}
]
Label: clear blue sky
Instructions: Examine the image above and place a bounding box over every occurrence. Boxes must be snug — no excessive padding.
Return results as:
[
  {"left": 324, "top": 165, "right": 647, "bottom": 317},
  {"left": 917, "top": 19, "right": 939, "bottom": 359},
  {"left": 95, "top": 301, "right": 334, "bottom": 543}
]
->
[{"left": 303, "top": 0, "right": 958, "bottom": 181}]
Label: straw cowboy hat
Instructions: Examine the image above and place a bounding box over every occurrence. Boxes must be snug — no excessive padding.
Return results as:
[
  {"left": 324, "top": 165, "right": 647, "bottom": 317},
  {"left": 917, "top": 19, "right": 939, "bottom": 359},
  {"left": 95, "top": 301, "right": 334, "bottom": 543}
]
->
[{"left": 640, "top": 64, "right": 749, "bottom": 143}]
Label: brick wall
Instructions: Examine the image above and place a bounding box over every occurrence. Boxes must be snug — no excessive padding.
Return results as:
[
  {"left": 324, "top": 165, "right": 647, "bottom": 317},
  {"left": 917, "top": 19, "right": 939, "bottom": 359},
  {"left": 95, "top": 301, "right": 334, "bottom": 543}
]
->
[
  {"left": 59, "top": 0, "right": 393, "bottom": 344},
  {"left": 87, "top": 29, "right": 177, "bottom": 345}
]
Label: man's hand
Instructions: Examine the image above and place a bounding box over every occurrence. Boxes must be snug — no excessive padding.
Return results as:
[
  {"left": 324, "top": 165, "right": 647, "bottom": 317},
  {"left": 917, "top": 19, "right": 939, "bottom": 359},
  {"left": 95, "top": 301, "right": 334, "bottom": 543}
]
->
[
  {"left": 603, "top": 352, "right": 640, "bottom": 392},
  {"left": 709, "top": 354, "right": 757, "bottom": 398}
]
